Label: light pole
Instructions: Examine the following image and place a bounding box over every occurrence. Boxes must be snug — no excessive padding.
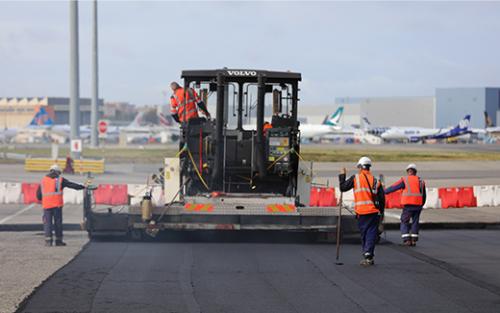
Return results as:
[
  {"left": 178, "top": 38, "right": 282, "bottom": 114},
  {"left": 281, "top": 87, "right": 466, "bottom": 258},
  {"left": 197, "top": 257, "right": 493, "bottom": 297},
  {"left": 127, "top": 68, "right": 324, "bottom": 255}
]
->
[
  {"left": 90, "top": 0, "right": 99, "bottom": 147},
  {"left": 69, "top": 0, "right": 81, "bottom": 158}
]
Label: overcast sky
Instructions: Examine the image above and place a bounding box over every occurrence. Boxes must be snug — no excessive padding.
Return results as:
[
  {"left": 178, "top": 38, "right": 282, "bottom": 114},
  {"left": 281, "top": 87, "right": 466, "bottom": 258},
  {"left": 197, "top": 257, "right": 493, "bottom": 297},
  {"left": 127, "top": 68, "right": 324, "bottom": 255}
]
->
[{"left": 1, "top": 1, "right": 500, "bottom": 106}]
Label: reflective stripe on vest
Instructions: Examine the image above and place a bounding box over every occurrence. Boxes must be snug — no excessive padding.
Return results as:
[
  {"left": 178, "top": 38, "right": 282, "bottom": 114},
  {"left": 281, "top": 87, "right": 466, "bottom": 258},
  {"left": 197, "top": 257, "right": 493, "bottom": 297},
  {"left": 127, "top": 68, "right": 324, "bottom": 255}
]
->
[
  {"left": 401, "top": 175, "right": 424, "bottom": 206},
  {"left": 353, "top": 173, "right": 379, "bottom": 215},
  {"left": 41, "top": 176, "right": 64, "bottom": 209}
]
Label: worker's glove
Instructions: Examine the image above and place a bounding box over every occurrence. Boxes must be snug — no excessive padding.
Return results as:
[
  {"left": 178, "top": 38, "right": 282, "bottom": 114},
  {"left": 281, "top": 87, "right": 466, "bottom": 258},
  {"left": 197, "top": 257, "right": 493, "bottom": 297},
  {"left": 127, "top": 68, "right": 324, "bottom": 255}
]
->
[
  {"left": 86, "top": 184, "right": 98, "bottom": 190},
  {"left": 171, "top": 113, "right": 180, "bottom": 123}
]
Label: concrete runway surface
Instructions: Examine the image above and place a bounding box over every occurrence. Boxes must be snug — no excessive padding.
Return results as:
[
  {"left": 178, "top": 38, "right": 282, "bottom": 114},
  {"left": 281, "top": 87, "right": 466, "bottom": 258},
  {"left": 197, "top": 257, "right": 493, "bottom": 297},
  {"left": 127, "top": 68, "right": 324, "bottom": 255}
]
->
[{"left": 16, "top": 230, "right": 500, "bottom": 313}]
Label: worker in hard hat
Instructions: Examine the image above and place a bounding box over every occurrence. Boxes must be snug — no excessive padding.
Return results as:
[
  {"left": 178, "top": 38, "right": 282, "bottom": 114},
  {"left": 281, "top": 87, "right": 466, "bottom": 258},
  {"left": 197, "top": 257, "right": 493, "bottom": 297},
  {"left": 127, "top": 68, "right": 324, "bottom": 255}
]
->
[
  {"left": 339, "top": 156, "right": 385, "bottom": 266},
  {"left": 36, "top": 164, "right": 85, "bottom": 247},
  {"left": 385, "top": 163, "right": 426, "bottom": 246},
  {"left": 170, "top": 82, "right": 211, "bottom": 124}
]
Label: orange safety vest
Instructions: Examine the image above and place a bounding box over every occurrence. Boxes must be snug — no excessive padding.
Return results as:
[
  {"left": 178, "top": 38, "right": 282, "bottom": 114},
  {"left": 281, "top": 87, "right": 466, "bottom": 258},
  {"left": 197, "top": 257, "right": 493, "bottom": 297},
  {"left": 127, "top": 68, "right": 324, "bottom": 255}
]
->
[
  {"left": 401, "top": 175, "right": 424, "bottom": 206},
  {"left": 353, "top": 170, "right": 379, "bottom": 215},
  {"left": 41, "top": 176, "right": 63, "bottom": 209},
  {"left": 263, "top": 122, "right": 272, "bottom": 134},
  {"left": 170, "top": 87, "right": 200, "bottom": 123}
]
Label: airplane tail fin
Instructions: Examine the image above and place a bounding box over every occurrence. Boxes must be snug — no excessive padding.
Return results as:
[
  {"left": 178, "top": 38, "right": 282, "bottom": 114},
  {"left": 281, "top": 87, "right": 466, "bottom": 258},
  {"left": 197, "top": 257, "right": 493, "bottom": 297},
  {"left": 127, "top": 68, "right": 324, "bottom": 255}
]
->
[
  {"left": 457, "top": 114, "right": 471, "bottom": 131},
  {"left": 158, "top": 112, "right": 172, "bottom": 127},
  {"left": 28, "top": 107, "right": 54, "bottom": 126},
  {"left": 323, "top": 107, "right": 343, "bottom": 126},
  {"left": 361, "top": 116, "right": 372, "bottom": 130},
  {"left": 484, "top": 111, "right": 493, "bottom": 128},
  {"left": 128, "top": 112, "right": 144, "bottom": 127}
]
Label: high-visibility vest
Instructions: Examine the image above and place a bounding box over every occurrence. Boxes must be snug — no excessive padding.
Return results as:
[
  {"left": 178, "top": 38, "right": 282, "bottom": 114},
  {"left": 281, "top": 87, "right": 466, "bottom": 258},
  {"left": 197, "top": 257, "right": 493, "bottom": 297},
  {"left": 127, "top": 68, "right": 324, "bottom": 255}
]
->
[
  {"left": 401, "top": 175, "right": 424, "bottom": 206},
  {"left": 170, "top": 87, "right": 200, "bottom": 122},
  {"left": 263, "top": 123, "right": 272, "bottom": 134},
  {"left": 353, "top": 170, "right": 379, "bottom": 215},
  {"left": 41, "top": 176, "right": 63, "bottom": 209}
]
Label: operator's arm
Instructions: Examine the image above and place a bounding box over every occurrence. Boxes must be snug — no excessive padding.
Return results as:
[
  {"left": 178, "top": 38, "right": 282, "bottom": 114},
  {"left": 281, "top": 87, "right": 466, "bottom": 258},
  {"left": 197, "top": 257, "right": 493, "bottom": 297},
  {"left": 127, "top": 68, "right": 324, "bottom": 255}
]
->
[
  {"left": 36, "top": 185, "right": 42, "bottom": 201},
  {"left": 170, "top": 96, "right": 180, "bottom": 124},
  {"left": 422, "top": 181, "right": 427, "bottom": 206},
  {"left": 376, "top": 182, "right": 386, "bottom": 212},
  {"left": 62, "top": 178, "right": 85, "bottom": 190},
  {"left": 197, "top": 100, "right": 210, "bottom": 118},
  {"left": 384, "top": 178, "right": 405, "bottom": 194},
  {"left": 193, "top": 89, "right": 210, "bottom": 118},
  {"left": 339, "top": 174, "right": 355, "bottom": 192}
]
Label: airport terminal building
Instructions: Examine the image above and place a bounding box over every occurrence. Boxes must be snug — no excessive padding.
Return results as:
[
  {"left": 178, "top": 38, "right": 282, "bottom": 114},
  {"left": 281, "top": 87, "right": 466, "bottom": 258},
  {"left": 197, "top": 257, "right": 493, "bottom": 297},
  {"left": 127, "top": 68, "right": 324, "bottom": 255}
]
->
[
  {"left": 435, "top": 88, "right": 500, "bottom": 129},
  {"left": 0, "top": 97, "right": 104, "bottom": 128},
  {"left": 298, "top": 87, "right": 500, "bottom": 129}
]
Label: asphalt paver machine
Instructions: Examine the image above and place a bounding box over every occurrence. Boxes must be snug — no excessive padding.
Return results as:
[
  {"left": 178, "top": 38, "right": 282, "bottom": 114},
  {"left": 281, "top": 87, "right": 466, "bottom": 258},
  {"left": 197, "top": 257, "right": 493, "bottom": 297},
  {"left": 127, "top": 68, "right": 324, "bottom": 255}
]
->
[{"left": 83, "top": 69, "right": 357, "bottom": 239}]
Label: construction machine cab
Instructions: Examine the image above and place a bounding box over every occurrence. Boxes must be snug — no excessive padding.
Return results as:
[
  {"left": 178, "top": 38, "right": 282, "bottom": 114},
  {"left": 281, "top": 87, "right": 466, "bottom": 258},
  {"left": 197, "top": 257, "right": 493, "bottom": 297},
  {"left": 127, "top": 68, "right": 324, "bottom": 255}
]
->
[{"left": 179, "top": 69, "right": 302, "bottom": 198}]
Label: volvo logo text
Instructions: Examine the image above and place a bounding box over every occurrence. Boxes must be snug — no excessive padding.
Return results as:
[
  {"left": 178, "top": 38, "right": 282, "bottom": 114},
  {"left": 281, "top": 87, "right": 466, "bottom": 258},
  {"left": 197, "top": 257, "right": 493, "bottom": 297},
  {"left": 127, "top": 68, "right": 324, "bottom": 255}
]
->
[{"left": 226, "top": 70, "right": 258, "bottom": 76}]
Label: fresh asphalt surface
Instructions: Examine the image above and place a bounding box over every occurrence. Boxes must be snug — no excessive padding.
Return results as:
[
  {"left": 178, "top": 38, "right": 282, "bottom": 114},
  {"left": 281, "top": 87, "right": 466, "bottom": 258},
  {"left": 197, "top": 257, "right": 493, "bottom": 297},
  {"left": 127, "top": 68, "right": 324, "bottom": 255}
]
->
[{"left": 17, "top": 230, "right": 500, "bottom": 313}]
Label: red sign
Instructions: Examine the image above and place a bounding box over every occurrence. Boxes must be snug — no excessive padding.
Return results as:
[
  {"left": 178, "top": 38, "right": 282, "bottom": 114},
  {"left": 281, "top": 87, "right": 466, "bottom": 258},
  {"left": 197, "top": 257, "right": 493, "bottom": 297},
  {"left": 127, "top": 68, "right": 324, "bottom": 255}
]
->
[{"left": 98, "top": 120, "right": 108, "bottom": 134}]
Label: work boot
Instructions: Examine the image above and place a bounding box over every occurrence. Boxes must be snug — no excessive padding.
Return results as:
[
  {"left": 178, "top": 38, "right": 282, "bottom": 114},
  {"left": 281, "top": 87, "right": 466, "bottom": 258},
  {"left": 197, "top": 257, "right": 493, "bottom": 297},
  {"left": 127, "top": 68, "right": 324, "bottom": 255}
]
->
[
  {"left": 45, "top": 239, "right": 52, "bottom": 247},
  {"left": 55, "top": 240, "right": 67, "bottom": 246},
  {"left": 360, "top": 253, "right": 375, "bottom": 267},
  {"left": 360, "top": 258, "right": 375, "bottom": 267},
  {"left": 410, "top": 240, "right": 417, "bottom": 247},
  {"left": 403, "top": 240, "right": 412, "bottom": 247}
]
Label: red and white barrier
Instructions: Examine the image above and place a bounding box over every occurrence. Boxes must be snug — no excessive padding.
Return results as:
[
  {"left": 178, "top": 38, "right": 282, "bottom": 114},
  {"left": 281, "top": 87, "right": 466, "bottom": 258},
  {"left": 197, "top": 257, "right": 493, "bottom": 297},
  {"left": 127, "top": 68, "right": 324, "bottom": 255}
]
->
[
  {"left": 494, "top": 186, "right": 500, "bottom": 207},
  {"left": 423, "top": 188, "right": 440, "bottom": 209},
  {"left": 63, "top": 188, "right": 83, "bottom": 205},
  {"left": 128, "top": 184, "right": 148, "bottom": 206},
  {"left": 474, "top": 185, "right": 495, "bottom": 207},
  {"left": 2, "top": 183, "right": 22, "bottom": 204},
  {"left": 151, "top": 185, "right": 164, "bottom": 207},
  {"left": 111, "top": 184, "right": 128, "bottom": 205},
  {"left": 439, "top": 187, "right": 459, "bottom": 209},
  {"left": 335, "top": 187, "right": 355, "bottom": 209},
  {"left": 385, "top": 189, "right": 403, "bottom": 209},
  {"left": 457, "top": 187, "right": 477, "bottom": 208},
  {"left": 21, "top": 183, "right": 41, "bottom": 204},
  {"left": 309, "top": 187, "right": 320, "bottom": 207},
  {"left": 323, "top": 185, "right": 486, "bottom": 210},
  {"left": 1, "top": 180, "right": 500, "bottom": 210}
]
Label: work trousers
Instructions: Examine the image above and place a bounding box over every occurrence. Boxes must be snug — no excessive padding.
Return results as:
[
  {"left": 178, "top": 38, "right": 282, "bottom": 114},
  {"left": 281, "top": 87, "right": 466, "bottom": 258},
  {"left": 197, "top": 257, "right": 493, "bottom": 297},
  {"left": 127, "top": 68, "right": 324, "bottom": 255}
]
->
[
  {"left": 43, "top": 207, "right": 63, "bottom": 241},
  {"left": 357, "top": 213, "right": 380, "bottom": 258},
  {"left": 400, "top": 205, "right": 422, "bottom": 242}
]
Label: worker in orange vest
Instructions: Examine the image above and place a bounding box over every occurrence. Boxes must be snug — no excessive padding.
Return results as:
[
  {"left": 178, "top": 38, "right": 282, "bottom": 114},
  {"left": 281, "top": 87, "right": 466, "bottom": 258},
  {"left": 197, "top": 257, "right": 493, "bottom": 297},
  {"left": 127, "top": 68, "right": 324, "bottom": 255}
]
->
[
  {"left": 385, "top": 163, "right": 426, "bottom": 246},
  {"left": 36, "top": 164, "right": 85, "bottom": 247},
  {"left": 339, "top": 156, "right": 385, "bottom": 266},
  {"left": 170, "top": 82, "right": 211, "bottom": 123},
  {"left": 263, "top": 121, "right": 272, "bottom": 135}
]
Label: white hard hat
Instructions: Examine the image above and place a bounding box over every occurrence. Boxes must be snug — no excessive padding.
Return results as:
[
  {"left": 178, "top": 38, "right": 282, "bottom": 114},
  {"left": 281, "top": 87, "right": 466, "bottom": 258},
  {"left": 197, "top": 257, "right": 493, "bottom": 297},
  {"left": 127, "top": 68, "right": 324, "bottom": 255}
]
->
[
  {"left": 357, "top": 156, "right": 372, "bottom": 167},
  {"left": 50, "top": 164, "right": 61, "bottom": 172},
  {"left": 406, "top": 163, "right": 417, "bottom": 171}
]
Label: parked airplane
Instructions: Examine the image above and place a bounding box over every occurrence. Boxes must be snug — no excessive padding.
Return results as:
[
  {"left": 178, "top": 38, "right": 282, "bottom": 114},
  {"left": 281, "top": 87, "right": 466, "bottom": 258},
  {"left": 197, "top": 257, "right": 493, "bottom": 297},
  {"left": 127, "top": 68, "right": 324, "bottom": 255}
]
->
[
  {"left": 361, "top": 117, "right": 390, "bottom": 136},
  {"left": 380, "top": 115, "right": 471, "bottom": 142},
  {"left": 299, "top": 107, "right": 344, "bottom": 139},
  {"left": 0, "top": 128, "right": 18, "bottom": 143},
  {"left": 120, "top": 111, "right": 179, "bottom": 144}
]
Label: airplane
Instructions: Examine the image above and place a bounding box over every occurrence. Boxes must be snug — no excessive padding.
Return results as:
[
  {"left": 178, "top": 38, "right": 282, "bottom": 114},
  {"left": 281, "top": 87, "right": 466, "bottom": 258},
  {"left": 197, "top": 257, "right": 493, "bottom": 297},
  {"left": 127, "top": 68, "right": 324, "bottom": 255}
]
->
[
  {"left": 380, "top": 115, "right": 471, "bottom": 142},
  {"left": 299, "top": 107, "right": 344, "bottom": 139},
  {"left": 120, "top": 111, "right": 179, "bottom": 144},
  {"left": 5, "top": 107, "right": 60, "bottom": 143},
  {"left": 361, "top": 117, "right": 390, "bottom": 136},
  {"left": 0, "top": 128, "right": 18, "bottom": 143}
]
